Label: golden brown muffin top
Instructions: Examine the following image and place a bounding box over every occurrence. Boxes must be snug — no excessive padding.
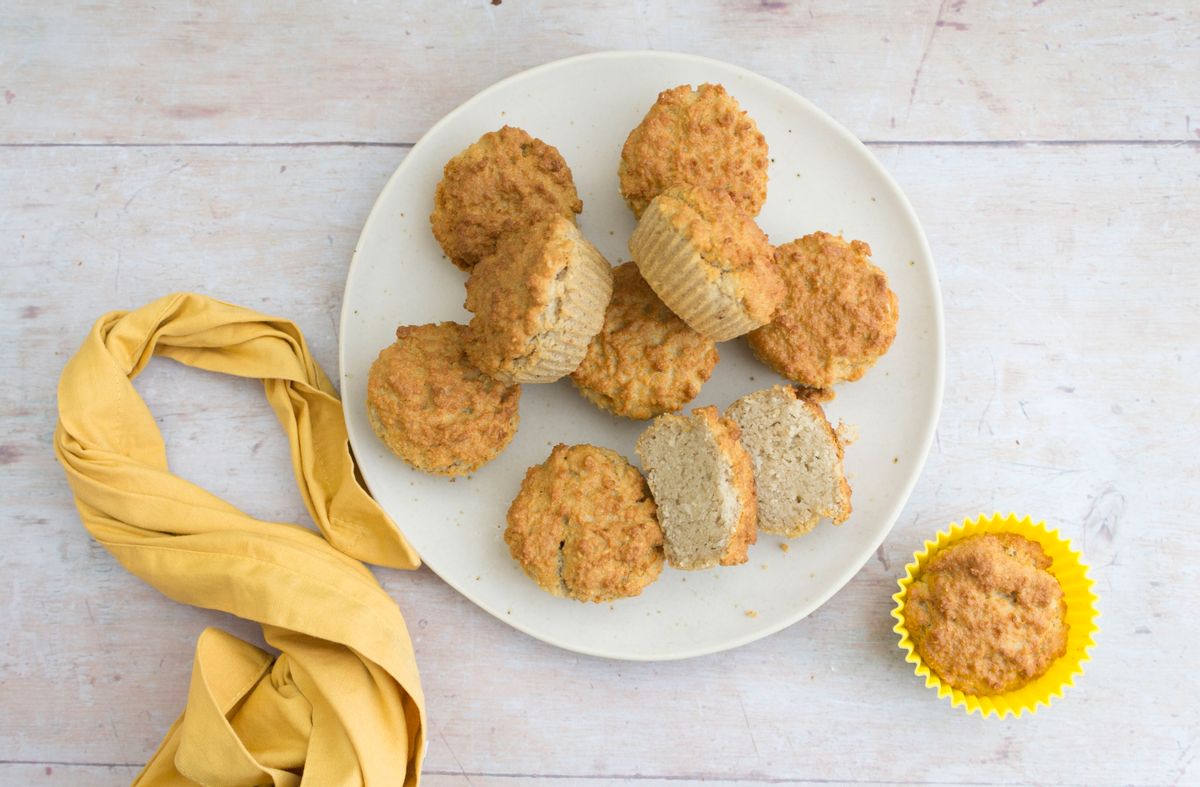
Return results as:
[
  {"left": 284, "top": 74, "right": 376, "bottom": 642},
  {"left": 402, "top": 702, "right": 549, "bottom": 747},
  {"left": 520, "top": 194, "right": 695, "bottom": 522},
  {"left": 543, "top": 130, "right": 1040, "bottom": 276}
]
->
[
  {"left": 571, "top": 262, "right": 719, "bottom": 419},
  {"left": 463, "top": 216, "right": 576, "bottom": 381},
  {"left": 366, "top": 322, "right": 520, "bottom": 476},
  {"left": 504, "top": 444, "right": 664, "bottom": 603},
  {"left": 650, "top": 186, "right": 784, "bottom": 325},
  {"left": 905, "top": 533, "right": 1069, "bottom": 696},
  {"left": 431, "top": 125, "right": 583, "bottom": 271},
  {"left": 619, "top": 83, "right": 769, "bottom": 218},
  {"left": 691, "top": 406, "right": 758, "bottom": 566},
  {"left": 748, "top": 232, "right": 898, "bottom": 389}
]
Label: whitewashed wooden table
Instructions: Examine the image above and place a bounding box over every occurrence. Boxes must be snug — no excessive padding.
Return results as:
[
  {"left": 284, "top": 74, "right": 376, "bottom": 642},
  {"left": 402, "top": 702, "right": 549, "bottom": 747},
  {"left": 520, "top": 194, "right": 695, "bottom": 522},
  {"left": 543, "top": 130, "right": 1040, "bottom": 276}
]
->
[{"left": 3, "top": 2, "right": 1198, "bottom": 785}]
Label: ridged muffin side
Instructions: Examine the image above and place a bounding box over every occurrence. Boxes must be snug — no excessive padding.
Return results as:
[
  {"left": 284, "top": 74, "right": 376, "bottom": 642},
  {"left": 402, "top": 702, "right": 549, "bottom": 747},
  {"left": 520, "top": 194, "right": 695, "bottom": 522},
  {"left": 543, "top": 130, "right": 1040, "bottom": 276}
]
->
[
  {"left": 629, "top": 186, "right": 782, "bottom": 341},
  {"left": 465, "top": 216, "right": 614, "bottom": 384}
]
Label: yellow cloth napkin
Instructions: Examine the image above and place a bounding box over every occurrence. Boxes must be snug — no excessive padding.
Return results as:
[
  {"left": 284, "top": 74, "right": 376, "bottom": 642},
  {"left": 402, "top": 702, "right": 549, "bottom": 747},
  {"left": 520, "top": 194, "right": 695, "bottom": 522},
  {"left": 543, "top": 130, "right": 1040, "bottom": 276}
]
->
[{"left": 53, "top": 292, "right": 425, "bottom": 786}]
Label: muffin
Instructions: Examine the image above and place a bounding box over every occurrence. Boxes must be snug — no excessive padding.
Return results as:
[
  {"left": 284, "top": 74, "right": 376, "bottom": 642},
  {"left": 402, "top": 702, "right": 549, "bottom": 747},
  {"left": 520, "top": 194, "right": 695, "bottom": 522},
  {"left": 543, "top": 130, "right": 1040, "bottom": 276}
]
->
[
  {"left": 635, "top": 406, "right": 757, "bottom": 570},
  {"left": 748, "top": 232, "right": 898, "bottom": 389},
  {"left": 620, "top": 83, "right": 769, "bottom": 218},
  {"left": 571, "top": 261, "right": 719, "bottom": 419},
  {"left": 629, "top": 186, "right": 784, "bottom": 341},
  {"left": 464, "top": 216, "right": 614, "bottom": 384},
  {"left": 904, "top": 533, "right": 1069, "bottom": 696},
  {"left": 725, "top": 386, "right": 851, "bottom": 537},
  {"left": 431, "top": 125, "right": 583, "bottom": 271},
  {"left": 505, "top": 444, "right": 664, "bottom": 603},
  {"left": 367, "top": 322, "right": 520, "bottom": 476}
]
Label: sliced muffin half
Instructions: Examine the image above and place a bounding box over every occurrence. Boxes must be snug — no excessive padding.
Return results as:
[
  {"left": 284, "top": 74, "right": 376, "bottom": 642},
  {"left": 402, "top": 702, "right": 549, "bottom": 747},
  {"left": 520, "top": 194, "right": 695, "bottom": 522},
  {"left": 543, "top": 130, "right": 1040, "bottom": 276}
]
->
[
  {"left": 725, "top": 386, "right": 851, "bottom": 537},
  {"left": 635, "top": 406, "right": 757, "bottom": 569}
]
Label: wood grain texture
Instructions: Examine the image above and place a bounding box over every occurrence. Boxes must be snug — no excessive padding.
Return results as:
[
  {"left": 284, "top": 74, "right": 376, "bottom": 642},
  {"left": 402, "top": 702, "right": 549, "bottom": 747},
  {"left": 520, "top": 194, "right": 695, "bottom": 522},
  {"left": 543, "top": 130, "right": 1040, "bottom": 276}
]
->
[
  {"left": 0, "top": 766, "right": 141, "bottom": 786},
  {"left": 2, "top": 1, "right": 1198, "bottom": 145},
  {"left": 2, "top": 2, "right": 1199, "bottom": 785},
  {"left": 2, "top": 142, "right": 1197, "bottom": 784}
]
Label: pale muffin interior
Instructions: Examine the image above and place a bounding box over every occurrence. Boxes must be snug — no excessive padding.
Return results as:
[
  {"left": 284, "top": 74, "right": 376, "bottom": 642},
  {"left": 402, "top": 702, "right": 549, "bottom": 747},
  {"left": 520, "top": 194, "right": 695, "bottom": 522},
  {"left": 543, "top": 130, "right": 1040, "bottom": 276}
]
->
[
  {"left": 636, "top": 416, "right": 739, "bottom": 570},
  {"left": 726, "top": 387, "right": 850, "bottom": 537}
]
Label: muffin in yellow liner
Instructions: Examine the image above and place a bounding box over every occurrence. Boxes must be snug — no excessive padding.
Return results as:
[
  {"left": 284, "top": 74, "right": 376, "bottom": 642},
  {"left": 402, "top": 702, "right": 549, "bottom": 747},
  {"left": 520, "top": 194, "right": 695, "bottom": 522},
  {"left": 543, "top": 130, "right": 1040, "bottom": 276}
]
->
[{"left": 891, "top": 513, "right": 1099, "bottom": 718}]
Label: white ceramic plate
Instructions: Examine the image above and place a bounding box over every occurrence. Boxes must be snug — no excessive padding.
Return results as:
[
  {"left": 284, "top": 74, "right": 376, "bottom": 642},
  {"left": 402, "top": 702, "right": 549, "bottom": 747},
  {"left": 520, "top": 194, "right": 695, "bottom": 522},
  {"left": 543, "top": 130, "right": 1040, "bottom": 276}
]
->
[{"left": 340, "top": 51, "right": 943, "bottom": 661}]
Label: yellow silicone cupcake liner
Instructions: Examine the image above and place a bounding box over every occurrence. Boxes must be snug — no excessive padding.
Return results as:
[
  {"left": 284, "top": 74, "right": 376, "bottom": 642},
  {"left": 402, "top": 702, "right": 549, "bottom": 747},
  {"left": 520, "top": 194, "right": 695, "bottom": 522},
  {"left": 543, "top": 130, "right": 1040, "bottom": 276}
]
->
[{"left": 891, "top": 513, "right": 1099, "bottom": 718}]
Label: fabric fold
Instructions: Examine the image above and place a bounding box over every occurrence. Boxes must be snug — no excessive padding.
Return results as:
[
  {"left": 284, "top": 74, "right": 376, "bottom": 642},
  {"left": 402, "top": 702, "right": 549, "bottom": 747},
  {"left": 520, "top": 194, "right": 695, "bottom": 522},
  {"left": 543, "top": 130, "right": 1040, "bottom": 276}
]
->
[{"left": 54, "top": 292, "right": 424, "bottom": 786}]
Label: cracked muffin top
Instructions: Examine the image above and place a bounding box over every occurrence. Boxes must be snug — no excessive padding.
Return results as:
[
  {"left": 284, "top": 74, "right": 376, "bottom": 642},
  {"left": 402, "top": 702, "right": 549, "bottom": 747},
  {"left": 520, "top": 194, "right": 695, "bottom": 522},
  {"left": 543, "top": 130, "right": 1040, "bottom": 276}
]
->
[
  {"left": 620, "top": 83, "right": 769, "bottom": 218},
  {"left": 464, "top": 215, "right": 613, "bottom": 384},
  {"left": 431, "top": 125, "right": 583, "bottom": 271},
  {"left": 367, "top": 322, "right": 520, "bottom": 476},
  {"left": 504, "top": 444, "right": 663, "bottom": 603},
  {"left": 749, "top": 232, "right": 898, "bottom": 388},
  {"left": 905, "top": 533, "right": 1069, "bottom": 696},
  {"left": 571, "top": 261, "right": 719, "bottom": 419}
]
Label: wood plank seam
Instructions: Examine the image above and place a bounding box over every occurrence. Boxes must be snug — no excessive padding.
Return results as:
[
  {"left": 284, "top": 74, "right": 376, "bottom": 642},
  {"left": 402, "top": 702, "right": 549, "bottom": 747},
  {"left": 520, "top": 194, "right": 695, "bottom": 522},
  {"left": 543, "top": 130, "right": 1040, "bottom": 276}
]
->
[{"left": 2, "top": 140, "right": 1199, "bottom": 148}]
